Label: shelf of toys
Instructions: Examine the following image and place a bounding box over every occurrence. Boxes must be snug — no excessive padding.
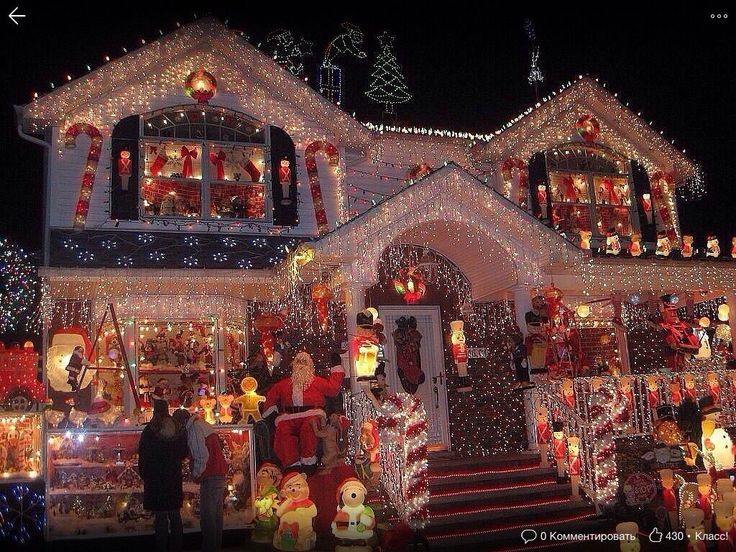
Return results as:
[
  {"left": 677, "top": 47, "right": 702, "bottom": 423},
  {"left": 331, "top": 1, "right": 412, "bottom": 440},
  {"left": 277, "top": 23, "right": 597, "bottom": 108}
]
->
[{"left": 39, "top": 313, "right": 255, "bottom": 540}]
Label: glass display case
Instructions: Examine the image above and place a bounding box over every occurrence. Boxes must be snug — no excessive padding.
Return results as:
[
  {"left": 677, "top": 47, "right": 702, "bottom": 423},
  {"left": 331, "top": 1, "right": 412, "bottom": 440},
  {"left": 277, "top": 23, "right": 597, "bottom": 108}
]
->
[{"left": 46, "top": 426, "right": 254, "bottom": 539}]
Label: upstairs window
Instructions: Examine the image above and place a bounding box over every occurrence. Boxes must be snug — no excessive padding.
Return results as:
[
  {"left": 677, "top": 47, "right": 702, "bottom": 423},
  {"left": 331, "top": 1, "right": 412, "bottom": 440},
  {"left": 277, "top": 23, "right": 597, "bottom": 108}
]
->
[
  {"left": 544, "top": 143, "right": 636, "bottom": 237},
  {"left": 139, "top": 105, "right": 269, "bottom": 221}
]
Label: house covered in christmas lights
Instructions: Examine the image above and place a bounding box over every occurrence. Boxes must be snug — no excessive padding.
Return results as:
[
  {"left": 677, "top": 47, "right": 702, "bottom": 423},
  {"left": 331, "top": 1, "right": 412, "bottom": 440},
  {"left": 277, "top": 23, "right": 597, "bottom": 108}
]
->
[{"left": 11, "top": 16, "right": 736, "bottom": 547}]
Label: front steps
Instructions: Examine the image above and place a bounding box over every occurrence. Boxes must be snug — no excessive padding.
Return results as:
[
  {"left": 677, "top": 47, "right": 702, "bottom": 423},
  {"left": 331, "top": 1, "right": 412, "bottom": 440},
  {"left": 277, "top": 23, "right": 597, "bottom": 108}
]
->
[{"left": 423, "top": 452, "right": 610, "bottom": 551}]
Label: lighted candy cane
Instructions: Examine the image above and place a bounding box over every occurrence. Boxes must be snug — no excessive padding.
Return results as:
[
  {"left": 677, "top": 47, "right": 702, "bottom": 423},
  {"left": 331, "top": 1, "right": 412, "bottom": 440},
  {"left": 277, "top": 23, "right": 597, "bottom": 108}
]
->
[
  {"left": 304, "top": 140, "right": 339, "bottom": 235},
  {"left": 500, "top": 157, "right": 529, "bottom": 210},
  {"left": 649, "top": 171, "right": 679, "bottom": 247},
  {"left": 64, "top": 123, "right": 103, "bottom": 230}
]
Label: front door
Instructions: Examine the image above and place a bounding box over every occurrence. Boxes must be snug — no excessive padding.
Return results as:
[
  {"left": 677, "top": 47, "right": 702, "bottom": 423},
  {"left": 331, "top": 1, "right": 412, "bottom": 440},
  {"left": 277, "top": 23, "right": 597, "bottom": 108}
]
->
[{"left": 379, "top": 306, "right": 450, "bottom": 450}]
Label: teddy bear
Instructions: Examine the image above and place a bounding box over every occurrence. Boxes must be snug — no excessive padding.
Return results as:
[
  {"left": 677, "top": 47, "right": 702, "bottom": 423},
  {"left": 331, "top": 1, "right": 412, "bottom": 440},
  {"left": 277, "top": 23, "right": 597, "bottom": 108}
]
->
[
  {"left": 332, "top": 477, "right": 376, "bottom": 544},
  {"left": 578, "top": 230, "right": 592, "bottom": 250},
  {"left": 233, "top": 376, "right": 266, "bottom": 424},
  {"left": 628, "top": 232, "right": 642, "bottom": 257},
  {"left": 252, "top": 463, "right": 283, "bottom": 543},
  {"left": 273, "top": 472, "right": 317, "bottom": 551},
  {"left": 682, "top": 234, "right": 695, "bottom": 258},
  {"left": 199, "top": 397, "right": 217, "bottom": 425},
  {"left": 217, "top": 394, "right": 235, "bottom": 424}
]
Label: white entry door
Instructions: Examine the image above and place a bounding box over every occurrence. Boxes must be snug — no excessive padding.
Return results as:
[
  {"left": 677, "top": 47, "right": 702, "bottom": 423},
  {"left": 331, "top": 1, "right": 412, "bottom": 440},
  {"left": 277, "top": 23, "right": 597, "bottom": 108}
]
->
[{"left": 379, "top": 306, "right": 450, "bottom": 450}]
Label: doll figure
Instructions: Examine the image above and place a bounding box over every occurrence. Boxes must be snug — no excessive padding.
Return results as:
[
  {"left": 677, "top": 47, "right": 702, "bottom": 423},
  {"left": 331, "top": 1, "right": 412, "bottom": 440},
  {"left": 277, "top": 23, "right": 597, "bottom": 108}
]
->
[
  {"left": 656, "top": 233, "right": 672, "bottom": 257},
  {"left": 646, "top": 375, "right": 659, "bottom": 410},
  {"left": 65, "top": 346, "right": 90, "bottom": 391},
  {"left": 252, "top": 463, "right": 283, "bottom": 543},
  {"left": 274, "top": 472, "right": 317, "bottom": 551},
  {"left": 279, "top": 158, "right": 292, "bottom": 205},
  {"left": 731, "top": 237, "right": 736, "bottom": 259},
  {"left": 535, "top": 405, "right": 551, "bottom": 468},
  {"left": 217, "top": 394, "right": 234, "bottom": 424},
  {"left": 629, "top": 232, "right": 643, "bottom": 257},
  {"left": 332, "top": 477, "right": 376, "bottom": 543},
  {"left": 707, "top": 234, "right": 721, "bottom": 258},
  {"left": 707, "top": 372, "right": 721, "bottom": 404},
  {"left": 233, "top": 376, "right": 266, "bottom": 424},
  {"left": 606, "top": 231, "right": 621, "bottom": 255},
  {"left": 160, "top": 192, "right": 175, "bottom": 216},
  {"left": 682, "top": 234, "right": 695, "bottom": 258}
]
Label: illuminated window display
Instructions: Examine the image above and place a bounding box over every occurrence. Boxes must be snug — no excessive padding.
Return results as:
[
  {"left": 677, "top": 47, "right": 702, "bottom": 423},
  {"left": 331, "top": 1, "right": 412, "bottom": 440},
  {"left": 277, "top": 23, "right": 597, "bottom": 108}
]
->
[
  {"left": 46, "top": 428, "right": 254, "bottom": 539},
  {"left": 0, "top": 414, "right": 42, "bottom": 480},
  {"left": 136, "top": 320, "right": 215, "bottom": 408}
]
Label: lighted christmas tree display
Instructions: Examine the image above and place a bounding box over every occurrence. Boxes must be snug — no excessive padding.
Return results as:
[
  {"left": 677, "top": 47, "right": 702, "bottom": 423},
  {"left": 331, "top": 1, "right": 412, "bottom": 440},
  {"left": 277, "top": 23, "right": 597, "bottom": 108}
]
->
[{"left": 365, "top": 32, "right": 412, "bottom": 115}]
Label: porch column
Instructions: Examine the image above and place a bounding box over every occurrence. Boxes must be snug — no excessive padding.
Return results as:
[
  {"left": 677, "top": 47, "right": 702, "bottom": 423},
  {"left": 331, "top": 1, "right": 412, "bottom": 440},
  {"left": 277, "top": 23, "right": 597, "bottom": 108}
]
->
[
  {"left": 512, "top": 285, "right": 538, "bottom": 451},
  {"left": 341, "top": 276, "right": 368, "bottom": 394},
  {"left": 511, "top": 285, "right": 533, "bottom": 336}
]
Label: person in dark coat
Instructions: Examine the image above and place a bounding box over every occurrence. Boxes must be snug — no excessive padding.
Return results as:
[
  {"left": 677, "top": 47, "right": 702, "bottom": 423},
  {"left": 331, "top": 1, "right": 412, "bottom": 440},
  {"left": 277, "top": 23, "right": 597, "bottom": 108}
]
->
[{"left": 138, "top": 399, "right": 188, "bottom": 552}]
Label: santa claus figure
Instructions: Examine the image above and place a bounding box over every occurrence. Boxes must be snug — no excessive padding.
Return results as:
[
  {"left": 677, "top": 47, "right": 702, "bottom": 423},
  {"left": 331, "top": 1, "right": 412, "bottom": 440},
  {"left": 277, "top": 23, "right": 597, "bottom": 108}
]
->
[{"left": 261, "top": 351, "right": 344, "bottom": 468}]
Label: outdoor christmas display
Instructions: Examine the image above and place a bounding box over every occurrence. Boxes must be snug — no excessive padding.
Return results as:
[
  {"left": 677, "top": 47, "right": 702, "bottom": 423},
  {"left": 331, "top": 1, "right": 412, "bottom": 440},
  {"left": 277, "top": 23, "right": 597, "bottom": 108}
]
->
[
  {"left": 5, "top": 13, "right": 736, "bottom": 549},
  {"left": 365, "top": 32, "right": 412, "bottom": 115}
]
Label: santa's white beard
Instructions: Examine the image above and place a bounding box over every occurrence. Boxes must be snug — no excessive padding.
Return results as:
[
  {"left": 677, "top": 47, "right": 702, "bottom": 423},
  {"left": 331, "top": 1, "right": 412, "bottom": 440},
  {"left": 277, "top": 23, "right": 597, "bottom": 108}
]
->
[{"left": 291, "top": 364, "right": 315, "bottom": 391}]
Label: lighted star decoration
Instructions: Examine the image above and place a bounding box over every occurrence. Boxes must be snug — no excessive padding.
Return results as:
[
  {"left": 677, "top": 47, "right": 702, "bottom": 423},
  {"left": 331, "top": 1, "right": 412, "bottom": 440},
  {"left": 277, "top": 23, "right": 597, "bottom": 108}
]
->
[{"left": 0, "top": 485, "right": 45, "bottom": 545}]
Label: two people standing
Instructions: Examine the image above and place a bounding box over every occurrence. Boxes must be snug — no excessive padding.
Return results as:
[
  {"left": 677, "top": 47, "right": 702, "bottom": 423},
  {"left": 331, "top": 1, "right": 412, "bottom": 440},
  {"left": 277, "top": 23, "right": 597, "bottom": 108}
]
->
[{"left": 138, "top": 399, "right": 228, "bottom": 552}]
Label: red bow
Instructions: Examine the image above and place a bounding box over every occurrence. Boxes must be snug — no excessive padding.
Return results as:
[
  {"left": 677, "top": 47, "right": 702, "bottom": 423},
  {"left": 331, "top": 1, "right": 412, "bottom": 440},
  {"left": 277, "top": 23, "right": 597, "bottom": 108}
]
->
[
  {"left": 209, "top": 150, "right": 226, "bottom": 180},
  {"left": 181, "top": 146, "right": 198, "bottom": 178}
]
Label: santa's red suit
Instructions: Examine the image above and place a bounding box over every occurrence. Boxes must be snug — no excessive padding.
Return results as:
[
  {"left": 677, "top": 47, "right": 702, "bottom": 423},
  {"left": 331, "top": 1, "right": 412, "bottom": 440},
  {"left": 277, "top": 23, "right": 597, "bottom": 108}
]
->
[{"left": 261, "top": 365, "right": 344, "bottom": 467}]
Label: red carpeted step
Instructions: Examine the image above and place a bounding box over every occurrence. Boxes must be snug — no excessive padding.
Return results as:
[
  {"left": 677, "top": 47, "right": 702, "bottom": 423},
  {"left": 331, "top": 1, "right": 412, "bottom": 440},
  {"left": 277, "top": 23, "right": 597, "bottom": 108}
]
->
[
  {"left": 430, "top": 481, "right": 570, "bottom": 510},
  {"left": 425, "top": 504, "right": 600, "bottom": 547}
]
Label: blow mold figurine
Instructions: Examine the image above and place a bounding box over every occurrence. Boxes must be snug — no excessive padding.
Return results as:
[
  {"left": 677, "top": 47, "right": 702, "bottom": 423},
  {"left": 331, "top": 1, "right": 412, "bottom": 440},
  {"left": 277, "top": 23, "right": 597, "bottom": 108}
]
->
[
  {"left": 659, "top": 468, "right": 678, "bottom": 529},
  {"left": 714, "top": 501, "right": 735, "bottom": 548},
  {"left": 707, "top": 234, "right": 721, "bottom": 258},
  {"left": 682, "top": 234, "right": 695, "bottom": 258},
  {"left": 579, "top": 230, "right": 592, "bottom": 250},
  {"left": 656, "top": 232, "right": 672, "bottom": 257},
  {"left": 535, "top": 405, "right": 551, "bottom": 468},
  {"left": 252, "top": 463, "right": 283, "bottom": 543},
  {"left": 697, "top": 473, "right": 714, "bottom": 532},
  {"left": 628, "top": 232, "right": 643, "bottom": 257},
  {"left": 234, "top": 376, "right": 266, "bottom": 424},
  {"left": 332, "top": 477, "right": 376, "bottom": 545},
  {"left": 217, "top": 394, "right": 234, "bottom": 424},
  {"left": 567, "top": 436, "right": 582, "bottom": 501},
  {"left": 615, "top": 521, "right": 640, "bottom": 552},
  {"left": 683, "top": 508, "right": 706, "bottom": 552},
  {"left": 274, "top": 471, "right": 317, "bottom": 551},
  {"left": 200, "top": 397, "right": 217, "bottom": 425},
  {"left": 551, "top": 421, "right": 566, "bottom": 481}
]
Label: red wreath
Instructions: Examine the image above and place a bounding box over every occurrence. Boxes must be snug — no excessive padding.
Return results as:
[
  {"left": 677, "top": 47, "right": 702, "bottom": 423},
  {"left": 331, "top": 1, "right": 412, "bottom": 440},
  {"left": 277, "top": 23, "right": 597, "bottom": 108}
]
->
[
  {"left": 575, "top": 114, "right": 600, "bottom": 143},
  {"left": 392, "top": 267, "right": 426, "bottom": 304}
]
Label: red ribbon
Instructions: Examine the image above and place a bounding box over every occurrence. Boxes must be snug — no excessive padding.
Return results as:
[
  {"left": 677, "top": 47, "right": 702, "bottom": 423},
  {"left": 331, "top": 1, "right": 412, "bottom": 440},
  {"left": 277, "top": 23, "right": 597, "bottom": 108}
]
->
[
  {"left": 181, "top": 146, "right": 198, "bottom": 178},
  {"left": 209, "top": 150, "right": 226, "bottom": 180}
]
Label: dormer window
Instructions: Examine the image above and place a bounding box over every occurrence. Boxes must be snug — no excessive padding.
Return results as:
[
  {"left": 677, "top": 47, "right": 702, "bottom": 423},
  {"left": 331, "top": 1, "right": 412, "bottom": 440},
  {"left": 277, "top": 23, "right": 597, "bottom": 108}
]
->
[
  {"left": 544, "top": 143, "right": 637, "bottom": 237},
  {"left": 138, "top": 105, "right": 269, "bottom": 221}
]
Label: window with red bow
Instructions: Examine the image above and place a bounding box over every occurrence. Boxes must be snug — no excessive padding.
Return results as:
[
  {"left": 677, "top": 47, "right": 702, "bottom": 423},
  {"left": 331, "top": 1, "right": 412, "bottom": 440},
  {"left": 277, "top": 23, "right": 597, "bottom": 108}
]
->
[{"left": 139, "top": 105, "right": 269, "bottom": 220}]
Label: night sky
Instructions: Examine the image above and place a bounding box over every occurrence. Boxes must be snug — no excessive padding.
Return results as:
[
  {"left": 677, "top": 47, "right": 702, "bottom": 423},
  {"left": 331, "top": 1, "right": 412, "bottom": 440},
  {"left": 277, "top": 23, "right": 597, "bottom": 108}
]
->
[{"left": 1, "top": 5, "right": 733, "bottom": 253}]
